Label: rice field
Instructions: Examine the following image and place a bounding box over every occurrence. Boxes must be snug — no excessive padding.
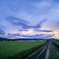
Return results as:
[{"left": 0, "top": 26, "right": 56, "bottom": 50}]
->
[{"left": 0, "top": 41, "right": 46, "bottom": 59}]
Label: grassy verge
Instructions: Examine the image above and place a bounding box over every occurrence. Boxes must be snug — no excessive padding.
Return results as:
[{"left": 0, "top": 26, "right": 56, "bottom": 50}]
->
[
  {"left": 49, "top": 43, "right": 58, "bottom": 59},
  {"left": 52, "top": 41, "right": 59, "bottom": 52}
]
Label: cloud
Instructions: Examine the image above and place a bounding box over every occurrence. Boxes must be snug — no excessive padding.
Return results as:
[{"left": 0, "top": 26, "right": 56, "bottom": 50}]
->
[
  {"left": 22, "top": 34, "right": 53, "bottom": 39},
  {"left": 19, "top": 29, "right": 28, "bottom": 31},
  {"left": 34, "top": 29, "right": 52, "bottom": 32},
  {"left": 54, "top": 21, "right": 59, "bottom": 29},
  {"left": 37, "top": 18, "right": 47, "bottom": 26},
  {"left": 8, "top": 33, "right": 20, "bottom": 36},
  {"left": 6, "top": 16, "right": 47, "bottom": 29},
  {"left": 32, "top": 1, "right": 51, "bottom": 8},
  {"left": 5, "top": 16, "right": 31, "bottom": 29},
  {"left": 0, "top": 0, "right": 59, "bottom": 39},
  {"left": 0, "top": 29, "right": 5, "bottom": 35},
  {"left": 5, "top": 33, "right": 21, "bottom": 39},
  {"left": 6, "top": 16, "right": 29, "bottom": 24}
]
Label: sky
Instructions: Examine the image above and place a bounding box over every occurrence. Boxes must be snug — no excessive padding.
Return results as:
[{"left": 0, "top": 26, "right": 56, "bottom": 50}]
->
[{"left": 0, "top": 0, "right": 59, "bottom": 39}]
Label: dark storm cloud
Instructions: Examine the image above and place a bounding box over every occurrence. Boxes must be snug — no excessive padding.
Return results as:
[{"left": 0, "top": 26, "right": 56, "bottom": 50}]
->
[
  {"left": 0, "top": 29, "right": 5, "bottom": 35},
  {"left": 6, "top": 16, "right": 47, "bottom": 29}
]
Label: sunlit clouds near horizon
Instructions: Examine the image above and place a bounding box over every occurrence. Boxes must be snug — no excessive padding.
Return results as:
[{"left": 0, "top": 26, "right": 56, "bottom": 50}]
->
[{"left": 0, "top": 0, "right": 59, "bottom": 39}]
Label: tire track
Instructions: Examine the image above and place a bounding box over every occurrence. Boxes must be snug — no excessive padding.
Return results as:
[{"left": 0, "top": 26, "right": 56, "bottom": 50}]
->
[
  {"left": 25, "top": 43, "right": 48, "bottom": 59},
  {"left": 36, "top": 46, "right": 47, "bottom": 59},
  {"left": 45, "top": 42, "right": 50, "bottom": 59}
]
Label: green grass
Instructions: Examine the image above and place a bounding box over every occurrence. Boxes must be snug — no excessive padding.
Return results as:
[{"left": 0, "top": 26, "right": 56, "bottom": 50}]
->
[
  {"left": 0, "top": 41, "right": 46, "bottom": 59},
  {"left": 49, "top": 41, "right": 59, "bottom": 59},
  {"left": 52, "top": 41, "right": 59, "bottom": 52},
  {"left": 49, "top": 46, "right": 58, "bottom": 59}
]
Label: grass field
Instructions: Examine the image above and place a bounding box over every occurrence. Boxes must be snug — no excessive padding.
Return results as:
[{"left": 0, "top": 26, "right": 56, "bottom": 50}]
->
[
  {"left": 52, "top": 41, "right": 59, "bottom": 52},
  {"left": 0, "top": 41, "right": 46, "bottom": 59}
]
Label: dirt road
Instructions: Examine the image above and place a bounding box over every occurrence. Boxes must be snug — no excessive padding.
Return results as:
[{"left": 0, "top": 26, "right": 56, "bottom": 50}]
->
[{"left": 25, "top": 42, "right": 59, "bottom": 59}]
